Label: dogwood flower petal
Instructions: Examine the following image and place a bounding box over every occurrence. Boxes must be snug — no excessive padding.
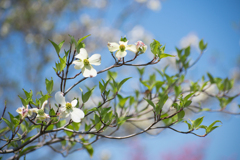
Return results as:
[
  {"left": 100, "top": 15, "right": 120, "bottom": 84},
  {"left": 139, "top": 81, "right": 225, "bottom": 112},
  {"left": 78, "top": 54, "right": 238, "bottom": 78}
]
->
[
  {"left": 16, "top": 105, "right": 32, "bottom": 119},
  {"left": 82, "top": 65, "right": 97, "bottom": 77},
  {"left": 75, "top": 48, "right": 88, "bottom": 60},
  {"left": 107, "top": 42, "right": 119, "bottom": 52},
  {"left": 71, "top": 108, "right": 85, "bottom": 123},
  {"left": 41, "top": 100, "right": 48, "bottom": 109},
  {"left": 73, "top": 60, "right": 84, "bottom": 69},
  {"left": 88, "top": 54, "right": 101, "bottom": 66},
  {"left": 115, "top": 50, "right": 127, "bottom": 59},
  {"left": 71, "top": 99, "right": 78, "bottom": 108},
  {"left": 126, "top": 44, "right": 137, "bottom": 53},
  {"left": 36, "top": 113, "right": 50, "bottom": 121},
  {"left": 55, "top": 91, "right": 66, "bottom": 106},
  {"left": 119, "top": 41, "right": 128, "bottom": 46}
]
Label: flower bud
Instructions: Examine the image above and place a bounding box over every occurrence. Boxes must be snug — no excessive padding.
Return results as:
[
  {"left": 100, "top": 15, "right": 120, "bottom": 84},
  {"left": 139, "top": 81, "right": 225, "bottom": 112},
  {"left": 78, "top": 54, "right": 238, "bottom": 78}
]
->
[{"left": 136, "top": 41, "right": 147, "bottom": 53}]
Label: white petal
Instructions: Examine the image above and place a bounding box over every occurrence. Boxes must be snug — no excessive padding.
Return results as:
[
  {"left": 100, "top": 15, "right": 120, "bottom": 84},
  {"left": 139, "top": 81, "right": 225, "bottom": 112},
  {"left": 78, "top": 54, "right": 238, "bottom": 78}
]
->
[
  {"left": 55, "top": 91, "right": 66, "bottom": 106},
  {"left": 65, "top": 115, "right": 71, "bottom": 123},
  {"left": 126, "top": 44, "right": 137, "bottom": 53},
  {"left": 119, "top": 41, "right": 128, "bottom": 46},
  {"left": 16, "top": 107, "right": 23, "bottom": 114},
  {"left": 115, "top": 50, "right": 127, "bottom": 59},
  {"left": 52, "top": 104, "right": 58, "bottom": 113},
  {"left": 88, "top": 54, "right": 101, "bottom": 66},
  {"left": 71, "top": 108, "right": 85, "bottom": 123},
  {"left": 31, "top": 108, "right": 38, "bottom": 113},
  {"left": 59, "top": 106, "right": 66, "bottom": 113},
  {"left": 73, "top": 60, "right": 84, "bottom": 69},
  {"left": 75, "top": 48, "right": 88, "bottom": 60},
  {"left": 41, "top": 100, "right": 48, "bottom": 109},
  {"left": 107, "top": 42, "right": 119, "bottom": 52},
  {"left": 71, "top": 99, "right": 78, "bottom": 107},
  {"left": 82, "top": 65, "right": 97, "bottom": 77}
]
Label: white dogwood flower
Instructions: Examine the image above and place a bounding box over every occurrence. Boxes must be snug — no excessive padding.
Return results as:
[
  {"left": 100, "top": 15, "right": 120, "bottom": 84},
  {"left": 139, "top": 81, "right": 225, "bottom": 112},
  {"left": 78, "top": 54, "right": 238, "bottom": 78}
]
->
[
  {"left": 55, "top": 91, "right": 85, "bottom": 123},
  {"left": 107, "top": 40, "right": 137, "bottom": 59},
  {"left": 73, "top": 48, "right": 101, "bottom": 78},
  {"left": 16, "top": 105, "right": 33, "bottom": 119},
  {"left": 31, "top": 100, "right": 50, "bottom": 121}
]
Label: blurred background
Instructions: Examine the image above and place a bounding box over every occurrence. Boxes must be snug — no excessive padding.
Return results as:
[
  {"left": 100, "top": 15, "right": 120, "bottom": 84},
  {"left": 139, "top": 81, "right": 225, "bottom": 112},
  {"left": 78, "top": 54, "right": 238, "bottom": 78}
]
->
[{"left": 0, "top": 0, "right": 240, "bottom": 159}]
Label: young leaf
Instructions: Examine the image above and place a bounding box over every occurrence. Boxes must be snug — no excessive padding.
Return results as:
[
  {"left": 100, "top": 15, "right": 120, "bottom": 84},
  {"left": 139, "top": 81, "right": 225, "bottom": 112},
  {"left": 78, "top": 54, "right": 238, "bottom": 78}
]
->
[
  {"left": 199, "top": 39, "right": 207, "bottom": 51},
  {"left": 45, "top": 78, "right": 54, "bottom": 94},
  {"left": 150, "top": 39, "right": 161, "bottom": 56},
  {"left": 207, "top": 120, "right": 222, "bottom": 133},
  {"left": 2, "top": 118, "right": 13, "bottom": 131},
  {"left": 183, "top": 120, "right": 192, "bottom": 130},
  {"left": 193, "top": 116, "right": 204, "bottom": 129},
  {"left": 82, "top": 87, "right": 95, "bottom": 103},
  {"left": 177, "top": 110, "right": 185, "bottom": 120},
  {"left": 144, "top": 98, "right": 156, "bottom": 109},
  {"left": 118, "top": 77, "right": 132, "bottom": 90},
  {"left": 49, "top": 40, "right": 65, "bottom": 56},
  {"left": 207, "top": 72, "right": 215, "bottom": 83},
  {"left": 159, "top": 53, "right": 175, "bottom": 59}
]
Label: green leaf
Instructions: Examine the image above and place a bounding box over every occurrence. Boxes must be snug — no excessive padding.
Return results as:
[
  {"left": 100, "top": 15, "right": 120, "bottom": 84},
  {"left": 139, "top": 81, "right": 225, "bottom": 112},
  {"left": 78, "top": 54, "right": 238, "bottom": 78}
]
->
[
  {"left": 65, "top": 125, "right": 74, "bottom": 136},
  {"left": 8, "top": 112, "right": 20, "bottom": 127},
  {"left": 137, "top": 67, "right": 145, "bottom": 76},
  {"left": 28, "top": 125, "right": 40, "bottom": 132},
  {"left": 39, "top": 94, "right": 51, "bottom": 106},
  {"left": 72, "top": 122, "right": 81, "bottom": 131},
  {"left": 107, "top": 71, "right": 118, "bottom": 79},
  {"left": 144, "top": 98, "right": 156, "bottom": 109},
  {"left": 118, "top": 77, "right": 131, "bottom": 90},
  {"left": 118, "top": 95, "right": 129, "bottom": 107},
  {"left": 69, "top": 35, "right": 77, "bottom": 47},
  {"left": 56, "top": 120, "right": 66, "bottom": 128},
  {"left": 184, "top": 100, "right": 192, "bottom": 108},
  {"left": 18, "top": 95, "right": 28, "bottom": 107},
  {"left": 183, "top": 93, "right": 194, "bottom": 103},
  {"left": 150, "top": 39, "right": 162, "bottom": 56},
  {"left": 177, "top": 110, "right": 185, "bottom": 120},
  {"left": 77, "top": 34, "right": 91, "bottom": 44},
  {"left": 207, "top": 72, "right": 215, "bottom": 83},
  {"left": 159, "top": 53, "right": 175, "bottom": 59},
  {"left": 117, "top": 117, "right": 130, "bottom": 126},
  {"left": 207, "top": 120, "right": 222, "bottom": 133},
  {"left": 183, "top": 120, "right": 192, "bottom": 130},
  {"left": 82, "top": 87, "right": 95, "bottom": 103},
  {"left": 176, "top": 47, "right": 183, "bottom": 58},
  {"left": 193, "top": 116, "right": 204, "bottom": 129},
  {"left": 45, "top": 78, "right": 54, "bottom": 94},
  {"left": 199, "top": 39, "right": 207, "bottom": 51},
  {"left": 0, "top": 126, "right": 9, "bottom": 134},
  {"left": 174, "top": 85, "right": 181, "bottom": 98},
  {"left": 46, "top": 124, "right": 54, "bottom": 131},
  {"left": 23, "top": 89, "right": 33, "bottom": 99},
  {"left": 156, "top": 94, "right": 168, "bottom": 114},
  {"left": 81, "top": 138, "right": 94, "bottom": 157},
  {"left": 201, "top": 108, "right": 211, "bottom": 111},
  {"left": 19, "top": 145, "right": 38, "bottom": 157},
  {"left": 184, "top": 46, "right": 191, "bottom": 57},
  {"left": 2, "top": 117, "right": 13, "bottom": 131},
  {"left": 49, "top": 40, "right": 65, "bottom": 56}
]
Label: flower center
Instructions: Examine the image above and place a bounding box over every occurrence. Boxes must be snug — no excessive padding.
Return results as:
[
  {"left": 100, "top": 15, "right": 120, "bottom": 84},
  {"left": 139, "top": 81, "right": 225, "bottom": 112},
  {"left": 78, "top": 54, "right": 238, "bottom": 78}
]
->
[
  {"left": 38, "top": 109, "right": 44, "bottom": 116},
  {"left": 66, "top": 102, "right": 72, "bottom": 110},
  {"left": 119, "top": 45, "right": 125, "bottom": 52},
  {"left": 83, "top": 59, "right": 89, "bottom": 66}
]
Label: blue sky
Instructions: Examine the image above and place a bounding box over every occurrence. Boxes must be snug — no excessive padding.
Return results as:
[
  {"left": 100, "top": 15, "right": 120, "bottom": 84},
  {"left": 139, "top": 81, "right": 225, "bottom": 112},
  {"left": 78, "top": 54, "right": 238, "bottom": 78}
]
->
[{"left": 4, "top": 0, "right": 240, "bottom": 159}]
